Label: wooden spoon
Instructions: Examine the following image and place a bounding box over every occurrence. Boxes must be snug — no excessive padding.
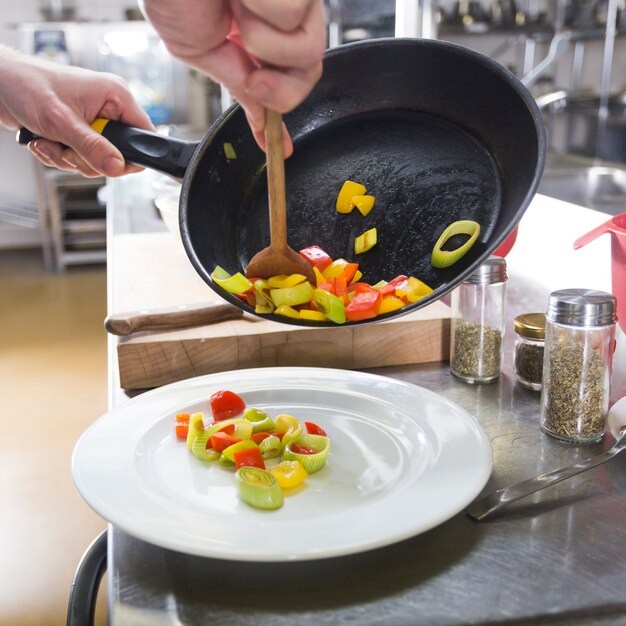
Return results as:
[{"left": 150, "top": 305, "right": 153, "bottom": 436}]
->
[{"left": 246, "top": 110, "right": 316, "bottom": 285}]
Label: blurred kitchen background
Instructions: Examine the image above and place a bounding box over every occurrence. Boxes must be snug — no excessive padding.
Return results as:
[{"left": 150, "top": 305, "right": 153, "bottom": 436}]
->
[{"left": 1, "top": 0, "right": 625, "bottom": 271}]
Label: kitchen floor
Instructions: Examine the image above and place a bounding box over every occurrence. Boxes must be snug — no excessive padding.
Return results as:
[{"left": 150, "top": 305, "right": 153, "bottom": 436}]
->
[{"left": 0, "top": 249, "right": 108, "bottom": 626}]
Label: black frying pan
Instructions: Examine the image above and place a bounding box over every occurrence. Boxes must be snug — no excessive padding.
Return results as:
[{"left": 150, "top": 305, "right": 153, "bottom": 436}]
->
[{"left": 21, "top": 38, "right": 546, "bottom": 326}]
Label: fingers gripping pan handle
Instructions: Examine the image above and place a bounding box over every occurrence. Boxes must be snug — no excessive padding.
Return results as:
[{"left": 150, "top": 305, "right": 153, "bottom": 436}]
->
[{"left": 17, "top": 118, "right": 199, "bottom": 180}]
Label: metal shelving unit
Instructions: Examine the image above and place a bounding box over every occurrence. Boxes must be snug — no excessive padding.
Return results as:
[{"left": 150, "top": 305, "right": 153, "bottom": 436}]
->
[{"left": 35, "top": 164, "right": 106, "bottom": 273}]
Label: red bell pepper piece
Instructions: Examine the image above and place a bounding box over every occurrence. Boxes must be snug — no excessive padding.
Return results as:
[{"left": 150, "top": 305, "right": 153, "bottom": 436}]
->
[
  {"left": 234, "top": 446, "right": 266, "bottom": 470},
  {"left": 210, "top": 431, "right": 242, "bottom": 452},
  {"left": 290, "top": 443, "right": 318, "bottom": 455},
  {"left": 175, "top": 413, "right": 190, "bottom": 440},
  {"left": 251, "top": 432, "right": 271, "bottom": 444},
  {"left": 299, "top": 245, "right": 333, "bottom": 272},
  {"left": 210, "top": 389, "right": 246, "bottom": 421},
  {"left": 337, "top": 262, "right": 359, "bottom": 285},
  {"left": 334, "top": 276, "right": 349, "bottom": 305},
  {"left": 305, "top": 421, "right": 327, "bottom": 436},
  {"left": 345, "top": 290, "right": 382, "bottom": 322}
]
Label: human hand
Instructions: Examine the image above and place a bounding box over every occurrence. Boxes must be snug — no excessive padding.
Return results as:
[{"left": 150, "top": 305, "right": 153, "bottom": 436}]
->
[
  {"left": 0, "top": 45, "right": 155, "bottom": 177},
  {"left": 140, "top": 0, "right": 326, "bottom": 156}
]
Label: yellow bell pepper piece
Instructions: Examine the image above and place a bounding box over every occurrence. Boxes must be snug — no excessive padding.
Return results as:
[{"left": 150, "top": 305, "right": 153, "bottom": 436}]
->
[
  {"left": 322, "top": 258, "right": 349, "bottom": 279},
  {"left": 405, "top": 276, "right": 434, "bottom": 303},
  {"left": 299, "top": 309, "right": 327, "bottom": 322},
  {"left": 274, "top": 304, "right": 301, "bottom": 319},
  {"left": 354, "top": 228, "right": 377, "bottom": 254},
  {"left": 313, "top": 266, "right": 326, "bottom": 287},
  {"left": 211, "top": 266, "right": 252, "bottom": 294},
  {"left": 351, "top": 269, "right": 362, "bottom": 284},
  {"left": 269, "top": 460, "right": 308, "bottom": 490},
  {"left": 267, "top": 274, "right": 306, "bottom": 289},
  {"left": 336, "top": 181, "right": 366, "bottom": 214},
  {"left": 379, "top": 296, "right": 406, "bottom": 314},
  {"left": 352, "top": 194, "right": 375, "bottom": 216}
]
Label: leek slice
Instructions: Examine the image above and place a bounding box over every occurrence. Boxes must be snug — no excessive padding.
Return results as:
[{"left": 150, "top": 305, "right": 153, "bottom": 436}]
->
[
  {"left": 191, "top": 429, "right": 221, "bottom": 462},
  {"left": 274, "top": 414, "right": 303, "bottom": 448},
  {"left": 259, "top": 434, "right": 282, "bottom": 459},
  {"left": 236, "top": 467, "right": 284, "bottom": 510},
  {"left": 211, "top": 266, "right": 252, "bottom": 293},
  {"left": 431, "top": 220, "right": 481, "bottom": 268},
  {"left": 186, "top": 412, "right": 205, "bottom": 450},
  {"left": 283, "top": 434, "right": 330, "bottom": 474}
]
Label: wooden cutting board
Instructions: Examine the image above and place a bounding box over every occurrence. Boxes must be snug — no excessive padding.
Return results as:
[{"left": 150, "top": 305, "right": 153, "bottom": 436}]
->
[{"left": 111, "top": 232, "right": 452, "bottom": 389}]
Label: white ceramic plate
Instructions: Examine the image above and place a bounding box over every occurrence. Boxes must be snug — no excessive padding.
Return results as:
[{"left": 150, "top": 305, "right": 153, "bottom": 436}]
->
[
  {"left": 72, "top": 367, "right": 492, "bottom": 561},
  {"left": 608, "top": 396, "right": 626, "bottom": 440}
]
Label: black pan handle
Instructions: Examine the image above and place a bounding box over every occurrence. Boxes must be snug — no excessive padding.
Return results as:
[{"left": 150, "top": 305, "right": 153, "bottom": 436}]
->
[
  {"left": 66, "top": 530, "right": 108, "bottom": 626},
  {"left": 17, "top": 118, "right": 199, "bottom": 180}
]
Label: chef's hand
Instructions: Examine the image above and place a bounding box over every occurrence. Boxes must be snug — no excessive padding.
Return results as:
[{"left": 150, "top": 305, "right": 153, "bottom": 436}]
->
[
  {"left": 140, "top": 0, "right": 326, "bottom": 156},
  {"left": 0, "top": 45, "right": 155, "bottom": 177}
]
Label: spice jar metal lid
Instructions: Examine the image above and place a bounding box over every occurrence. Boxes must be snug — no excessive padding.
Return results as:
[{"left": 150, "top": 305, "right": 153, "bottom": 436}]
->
[
  {"left": 546, "top": 288, "right": 617, "bottom": 327},
  {"left": 514, "top": 312, "right": 546, "bottom": 339},
  {"left": 464, "top": 256, "right": 507, "bottom": 285}
]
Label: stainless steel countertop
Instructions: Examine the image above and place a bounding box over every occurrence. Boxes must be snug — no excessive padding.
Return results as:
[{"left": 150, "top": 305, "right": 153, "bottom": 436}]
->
[{"left": 105, "top": 175, "right": 626, "bottom": 626}]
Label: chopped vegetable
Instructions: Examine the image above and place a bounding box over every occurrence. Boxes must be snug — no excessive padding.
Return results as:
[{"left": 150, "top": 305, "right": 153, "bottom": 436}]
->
[
  {"left": 274, "top": 304, "right": 301, "bottom": 319},
  {"left": 175, "top": 413, "right": 190, "bottom": 440},
  {"left": 336, "top": 180, "right": 366, "bottom": 214},
  {"left": 235, "top": 467, "right": 284, "bottom": 510},
  {"left": 403, "top": 276, "right": 434, "bottom": 303},
  {"left": 283, "top": 434, "right": 330, "bottom": 474},
  {"left": 191, "top": 431, "right": 221, "bottom": 461},
  {"left": 299, "top": 309, "right": 327, "bottom": 322},
  {"left": 379, "top": 295, "right": 406, "bottom": 314},
  {"left": 313, "top": 289, "right": 346, "bottom": 325},
  {"left": 210, "top": 431, "right": 242, "bottom": 452},
  {"left": 259, "top": 434, "right": 282, "bottom": 459},
  {"left": 274, "top": 414, "right": 303, "bottom": 448},
  {"left": 210, "top": 390, "right": 246, "bottom": 421},
  {"left": 354, "top": 228, "right": 377, "bottom": 254},
  {"left": 304, "top": 421, "right": 327, "bottom": 436},
  {"left": 290, "top": 443, "right": 318, "bottom": 455},
  {"left": 352, "top": 195, "right": 375, "bottom": 216},
  {"left": 269, "top": 461, "right": 308, "bottom": 489},
  {"left": 299, "top": 245, "right": 333, "bottom": 272},
  {"left": 345, "top": 289, "right": 382, "bottom": 322},
  {"left": 210, "top": 266, "right": 252, "bottom": 294},
  {"left": 223, "top": 142, "right": 237, "bottom": 160},
  {"left": 220, "top": 440, "right": 258, "bottom": 465},
  {"left": 270, "top": 281, "right": 314, "bottom": 307},
  {"left": 186, "top": 412, "right": 205, "bottom": 450},
  {"left": 431, "top": 220, "right": 481, "bottom": 268},
  {"left": 267, "top": 274, "right": 306, "bottom": 289},
  {"left": 234, "top": 446, "right": 265, "bottom": 470}
]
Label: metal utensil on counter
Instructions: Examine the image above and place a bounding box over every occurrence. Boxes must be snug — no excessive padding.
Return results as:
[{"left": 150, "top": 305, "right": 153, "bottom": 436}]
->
[
  {"left": 468, "top": 421, "right": 626, "bottom": 522},
  {"left": 104, "top": 301, "right": 244, "bottom": 336}
]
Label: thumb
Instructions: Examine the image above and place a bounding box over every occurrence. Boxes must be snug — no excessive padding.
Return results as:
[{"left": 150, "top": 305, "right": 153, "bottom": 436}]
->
[{"left": 67, "top": 122, "right": 126, "bottom": 176}]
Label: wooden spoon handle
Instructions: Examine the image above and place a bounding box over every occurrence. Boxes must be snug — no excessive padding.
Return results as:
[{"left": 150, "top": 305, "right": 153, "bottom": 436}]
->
[{"left": 265, "top": 109, "right": 288, "bottom": 250}]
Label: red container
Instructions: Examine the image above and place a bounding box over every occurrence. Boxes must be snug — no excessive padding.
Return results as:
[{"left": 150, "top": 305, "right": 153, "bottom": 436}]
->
[{"left": 574, "top": 213, "right": 626, "bottom": 333}]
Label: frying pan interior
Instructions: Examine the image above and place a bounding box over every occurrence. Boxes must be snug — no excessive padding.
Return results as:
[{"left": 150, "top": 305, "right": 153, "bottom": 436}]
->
[{"left": 181, "top": 38, "right": 545, "bottom": 325}]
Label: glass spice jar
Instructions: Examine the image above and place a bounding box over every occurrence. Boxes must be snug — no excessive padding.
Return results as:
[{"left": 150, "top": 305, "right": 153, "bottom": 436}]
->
[
  {"left": 450, "top": 256, "right": 507, "bottom": 384},
  {"left": 513, "top": 312, "right": 546, "bottom": 391},
  {"left": 540, "top": 289, "right": 617, "bottom": 444}
]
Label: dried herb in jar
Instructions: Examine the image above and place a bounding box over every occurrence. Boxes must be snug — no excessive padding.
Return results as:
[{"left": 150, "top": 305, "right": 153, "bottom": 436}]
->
[
  {"left": 514, "top": 342, "right": 544, "bottom": 385},
  {"left": 542, "top": 341, "right": 606, "bottom": 440},
  {"left": 451, "top": 321, "right": 502, "bottom": 379}
]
